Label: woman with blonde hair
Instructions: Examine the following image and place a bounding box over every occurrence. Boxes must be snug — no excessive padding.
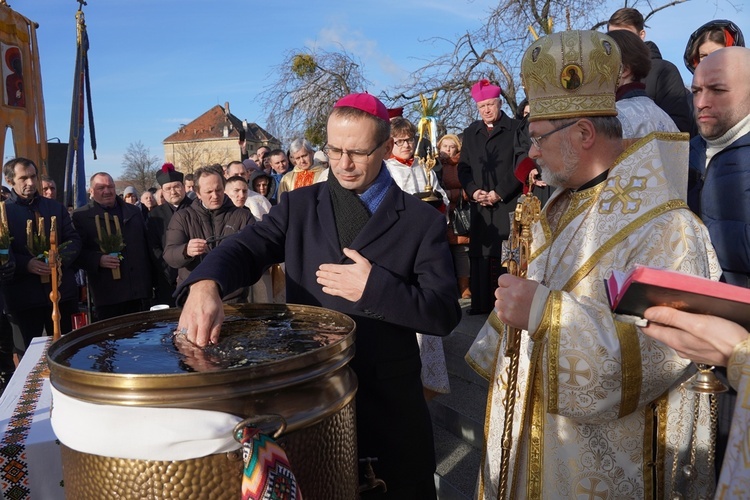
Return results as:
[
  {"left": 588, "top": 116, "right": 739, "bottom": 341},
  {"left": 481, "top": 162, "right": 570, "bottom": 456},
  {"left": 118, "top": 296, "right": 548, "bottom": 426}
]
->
[{"left": 438, "top": 133, "right": 470, "bottom": 299}]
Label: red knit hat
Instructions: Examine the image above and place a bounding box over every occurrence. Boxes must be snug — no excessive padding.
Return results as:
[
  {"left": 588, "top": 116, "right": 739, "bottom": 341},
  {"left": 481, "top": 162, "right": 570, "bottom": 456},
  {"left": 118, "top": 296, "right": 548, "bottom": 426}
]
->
[{"left": 334, "top": 93, "right": 389, "bottom": 121}]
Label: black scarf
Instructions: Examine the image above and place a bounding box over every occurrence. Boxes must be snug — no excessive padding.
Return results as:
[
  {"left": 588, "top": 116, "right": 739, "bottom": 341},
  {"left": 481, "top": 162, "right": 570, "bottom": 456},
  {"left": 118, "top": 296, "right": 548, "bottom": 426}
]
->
[{"left": 327, "top": 173, "right": 371, "bottom": 250}]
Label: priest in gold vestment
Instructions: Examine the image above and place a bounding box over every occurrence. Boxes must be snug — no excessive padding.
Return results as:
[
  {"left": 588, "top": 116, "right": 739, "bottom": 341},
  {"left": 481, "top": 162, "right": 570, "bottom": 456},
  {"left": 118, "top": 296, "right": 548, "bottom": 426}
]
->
[{"left": 467, "top": 30, "right": 721, "bottom": 499}]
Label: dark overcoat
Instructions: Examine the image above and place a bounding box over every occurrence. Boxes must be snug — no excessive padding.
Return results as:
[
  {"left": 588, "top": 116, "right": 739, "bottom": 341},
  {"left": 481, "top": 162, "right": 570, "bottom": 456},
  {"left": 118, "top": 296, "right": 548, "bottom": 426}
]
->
[
  {"left": 458, "top": 113, "right": 525, "bottom": 257},
  {"left": 2, "top": 192, "right": 81, "bottom": 311},
  {"left": 178, "top": 180, "right": 461, "bottom": 492},
  {"left": 147, "top": 196, "right": 193, "bottom": 305},
  {"left": 72, "top": 198, "right": 152, "bottom": 307}
]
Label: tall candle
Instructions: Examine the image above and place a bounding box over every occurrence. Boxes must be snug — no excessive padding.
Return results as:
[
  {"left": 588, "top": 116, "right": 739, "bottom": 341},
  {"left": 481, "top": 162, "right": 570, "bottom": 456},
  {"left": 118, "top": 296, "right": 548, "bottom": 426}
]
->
[
  {"left": 113, "top": 215, "right": 121, "bottom": 237},
  {"left": 94, "top": 215, "right": 103, "bottom": 243},
  {"left": 0, "top": 201, "right": 6, "bottom": 237},
  {"left": 26, "top": 219, "right": 32, "bottom": 249},
  {"left": 104, "top": 213, "right": 112, "bottom": 236}
]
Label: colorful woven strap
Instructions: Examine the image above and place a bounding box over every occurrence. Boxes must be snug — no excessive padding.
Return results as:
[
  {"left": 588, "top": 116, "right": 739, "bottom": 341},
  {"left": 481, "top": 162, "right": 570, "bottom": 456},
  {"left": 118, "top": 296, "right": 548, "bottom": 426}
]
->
[{"left": 238, "top": 425, "right": 302, "bottom": 500}]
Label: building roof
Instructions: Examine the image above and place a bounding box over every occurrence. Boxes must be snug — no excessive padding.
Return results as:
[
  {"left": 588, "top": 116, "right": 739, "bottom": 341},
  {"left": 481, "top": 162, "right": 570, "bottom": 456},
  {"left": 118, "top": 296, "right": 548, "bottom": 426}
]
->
[{"left": 162, "top": 102, "right": 278, "bottom": 145}]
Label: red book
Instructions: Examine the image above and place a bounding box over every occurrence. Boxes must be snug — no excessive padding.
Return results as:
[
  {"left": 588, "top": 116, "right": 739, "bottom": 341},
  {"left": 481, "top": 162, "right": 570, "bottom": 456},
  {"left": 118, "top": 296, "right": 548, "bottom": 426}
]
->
[{"left": 606, "top": 266, "right": 750, "bottom": 329}]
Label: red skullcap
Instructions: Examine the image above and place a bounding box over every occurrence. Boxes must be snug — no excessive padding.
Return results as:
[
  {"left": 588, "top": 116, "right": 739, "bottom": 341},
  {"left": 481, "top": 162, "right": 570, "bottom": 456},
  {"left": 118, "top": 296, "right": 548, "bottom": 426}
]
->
[{"left": 334, "top": 93, "right": 389, "bottom": 121}]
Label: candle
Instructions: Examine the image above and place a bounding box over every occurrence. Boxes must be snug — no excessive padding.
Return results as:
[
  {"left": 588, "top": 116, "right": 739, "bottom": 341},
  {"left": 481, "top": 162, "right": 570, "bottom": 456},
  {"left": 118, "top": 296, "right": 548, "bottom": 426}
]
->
[
  {"left": 104, "top": 213, "right": 112, "bottom": 236},
  {"left": 113, "top": 215, "right": 121, "bottom": 237},
  {"left": 26, "top": 219, "right": 32, "bottom": 249},
  {"left": 0, "top": 201, "right": 6, "bottom": 237},
  {"left": 37, "top": 216, "right": 44, "bottom": 238},
  {"left": 95, "top": 215, "right": 103, "bottom": 243}
]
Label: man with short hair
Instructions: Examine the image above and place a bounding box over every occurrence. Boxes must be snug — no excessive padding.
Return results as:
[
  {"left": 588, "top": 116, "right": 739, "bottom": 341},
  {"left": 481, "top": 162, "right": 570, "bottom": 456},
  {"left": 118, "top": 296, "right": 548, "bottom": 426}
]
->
[
  {"left": 267, "top": 149, "right": 289, "bottom": 202},
  {"left": 184, "top": 173, "right": 196, "bottom": 200},
  {"left": 468, "top": 30, "right": 720, "bottom": 498},
  {"left": 163, "top": 167, "right": 252, "bottom": 301},
  {"left": 458, "top": 79, "right": 527, "bottom": 314},
  {"left": 688, "top": 47, "right": 750, "bottom": 464},
  {"left": 688, "top": 47, "right": 750, "bottom": 285},
  {"left": 147, "top": 163, "right": 192, "bottom": 306},
  {"left": 607, "top": 7, "right": 694, "bottom": 135},
  {"left": 225, "top": 161, "right": 247, "bottom": 180},
  {"left": 221, "top": 160, "right": 271, "bottom": 220},
  {"left": 72, "top": 172, "right": 153, "bottom": 320},
  {"left": 41, "top": 175, "right": 57, "bottom": 200},
  {"left": 175, "top": 93, "right": 461, "bottom": 498},
  {"left": 1, "top": 158, "right": 81, "bottom": 356},
  {"left": 225, "top": 175, "right": 250, "bottom": 209}
]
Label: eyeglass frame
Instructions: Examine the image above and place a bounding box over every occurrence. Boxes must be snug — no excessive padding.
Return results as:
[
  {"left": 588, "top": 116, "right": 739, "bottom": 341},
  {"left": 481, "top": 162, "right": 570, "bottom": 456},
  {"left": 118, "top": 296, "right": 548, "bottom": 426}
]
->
[
  {"left": 529, "top": 120, "right": 577, "bottom": 150},
  {"left": 323, "top": 138, "right": 388, "bottom": 164},
  {"left": 393, "top": 137, "right": 416, "bottom": 147}
]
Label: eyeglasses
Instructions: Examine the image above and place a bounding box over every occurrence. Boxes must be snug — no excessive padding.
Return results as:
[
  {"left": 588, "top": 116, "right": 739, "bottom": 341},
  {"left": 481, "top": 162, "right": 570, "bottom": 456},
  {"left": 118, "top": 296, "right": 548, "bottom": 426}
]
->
[
  {"left": 530, "top": 121, "right": 577, "bottom": 150},
  {"left": 393, "top": 137, "right": 416, "bottom": 147},
  {"left": 323, "top": 139, "right": 387, "bottom": 164}
]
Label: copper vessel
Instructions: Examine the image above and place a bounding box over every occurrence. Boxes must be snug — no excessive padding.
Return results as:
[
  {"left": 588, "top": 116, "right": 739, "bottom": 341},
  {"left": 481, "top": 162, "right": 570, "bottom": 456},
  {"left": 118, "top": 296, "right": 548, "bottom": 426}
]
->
[{"left": 47, "top": 303, "right": 358, "bottom": 499}]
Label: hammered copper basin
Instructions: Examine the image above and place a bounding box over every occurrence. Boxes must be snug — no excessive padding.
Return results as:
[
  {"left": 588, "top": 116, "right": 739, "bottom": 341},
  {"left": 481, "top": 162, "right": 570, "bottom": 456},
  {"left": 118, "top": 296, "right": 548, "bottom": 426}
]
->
[{"left": 47, "top": 303, "right": 359, "bottom": 500}]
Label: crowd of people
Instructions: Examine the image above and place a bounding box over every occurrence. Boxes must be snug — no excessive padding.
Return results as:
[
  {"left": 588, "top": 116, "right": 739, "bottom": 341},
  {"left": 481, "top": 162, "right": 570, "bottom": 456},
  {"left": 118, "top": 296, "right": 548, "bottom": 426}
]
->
[{"left": 0, "top": 7, "right": 747, "bottom": 498}]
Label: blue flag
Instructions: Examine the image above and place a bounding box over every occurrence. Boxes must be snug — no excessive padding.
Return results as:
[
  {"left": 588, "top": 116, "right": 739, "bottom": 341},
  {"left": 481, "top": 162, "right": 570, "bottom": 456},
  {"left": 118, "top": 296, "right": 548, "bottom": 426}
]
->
[{"left": 64, "top": 10, "right": 96, "bottom": 209}]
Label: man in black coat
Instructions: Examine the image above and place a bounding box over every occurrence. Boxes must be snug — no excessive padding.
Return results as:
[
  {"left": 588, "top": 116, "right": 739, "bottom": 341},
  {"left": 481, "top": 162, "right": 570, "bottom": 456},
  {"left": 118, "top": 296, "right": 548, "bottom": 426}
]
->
[
  {"left": 72, "top": 172, "right": 152, "bottom": 321},
  {"left": 147, "top": 163, "right": 192, "bottom": 306},
  {"left": 458, "top": 79, "right": 527, "bottom": 314},
  {"left": 175, "top": 93, "right": 461, "bottom": 499},
  {"left": 1, "top": 157, "right": 81, "bottom": 356},
  {"left": 607, "top": 7, "right": 695, "bottom": 136}
]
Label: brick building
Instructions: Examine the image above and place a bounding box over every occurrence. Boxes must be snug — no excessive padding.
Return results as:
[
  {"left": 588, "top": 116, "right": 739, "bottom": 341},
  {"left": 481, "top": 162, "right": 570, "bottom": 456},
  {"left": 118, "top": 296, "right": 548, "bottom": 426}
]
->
[{"left": 162, "top": 102, "right": 280, "bottom": 174}]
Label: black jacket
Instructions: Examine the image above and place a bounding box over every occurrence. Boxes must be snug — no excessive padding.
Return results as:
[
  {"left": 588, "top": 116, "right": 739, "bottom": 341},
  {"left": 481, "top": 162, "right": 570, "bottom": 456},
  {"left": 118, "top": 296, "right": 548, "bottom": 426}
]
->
[
  {"left": 2, "top": 191, "right": 81, "bottom": 311},
  {"left": 147, "top": 196, "right": 193, "bottom": 304},
  {"left": 458, "top": 113, "right": 525, "bottom": 257},
  {"left": 163, "top": 195, "right": 252, "bottom": 287},
  {"left": 643, "top": 41, "right": 695, "bottom": 136},
  {"left": 72, "top": 197, "right": 152, "bottom": 307}
]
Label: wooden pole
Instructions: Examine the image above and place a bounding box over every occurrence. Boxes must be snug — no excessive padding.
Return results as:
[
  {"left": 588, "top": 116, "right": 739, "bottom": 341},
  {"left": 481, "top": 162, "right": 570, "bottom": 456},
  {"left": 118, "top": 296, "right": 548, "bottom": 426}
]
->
[{"left": 48, "top": 216, "right": 61, "bottom": 341}]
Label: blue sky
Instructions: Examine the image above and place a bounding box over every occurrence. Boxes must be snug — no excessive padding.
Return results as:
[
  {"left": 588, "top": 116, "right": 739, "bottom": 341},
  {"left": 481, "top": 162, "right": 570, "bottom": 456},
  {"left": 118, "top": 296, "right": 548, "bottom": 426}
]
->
[{"left": 3, "top": 0, "right": 747, "bottom": 181}]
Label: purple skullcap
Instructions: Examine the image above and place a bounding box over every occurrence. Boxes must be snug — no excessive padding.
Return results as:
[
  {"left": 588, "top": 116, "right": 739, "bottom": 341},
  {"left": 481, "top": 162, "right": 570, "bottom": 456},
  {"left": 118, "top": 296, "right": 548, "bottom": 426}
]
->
[{"left": 471, "top": 79, "right": 502, "bottom": 102}]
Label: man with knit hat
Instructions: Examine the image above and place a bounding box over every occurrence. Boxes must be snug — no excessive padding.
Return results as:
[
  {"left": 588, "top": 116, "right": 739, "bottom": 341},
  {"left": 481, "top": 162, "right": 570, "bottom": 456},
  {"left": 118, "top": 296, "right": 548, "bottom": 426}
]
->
[
  {"left": 175, "top": 92, "right": 461, "bottom": 498},
  {"left": 147, "top": 163, "right": 192, "bottom": 306},
  {"left": 458, "top": 79, "right": 527, "bottom": 315},
  {"left": 466, "top": 30, "right": 720, "bottom": 499}
]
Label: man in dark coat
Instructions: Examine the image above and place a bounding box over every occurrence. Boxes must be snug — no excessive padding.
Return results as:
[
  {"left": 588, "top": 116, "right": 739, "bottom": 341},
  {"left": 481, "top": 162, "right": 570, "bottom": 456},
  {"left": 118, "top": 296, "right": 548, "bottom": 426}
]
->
[
  {"left": 607, "top": 7, "right": 694, "bottom": 136},
  {"left": 685, "top": 46, "right": 750, "bottom": 473},
  {"left": 2, "top": 157, "right": 81, "bottom": 356},
  {"left": 72, "top": 172, "right": 152, "bottom": 321},
  {"left": 147, "top": 163, "right": 192, "bottom": 306},
  {"left": 163, "top": 166, "right": 253, "bottom": 301},
  {"left": 174, "top": 93, "right": 461, "bottom": 499},
  {"left": 458, "top": 79, "right": 526, "bottom": 314}
]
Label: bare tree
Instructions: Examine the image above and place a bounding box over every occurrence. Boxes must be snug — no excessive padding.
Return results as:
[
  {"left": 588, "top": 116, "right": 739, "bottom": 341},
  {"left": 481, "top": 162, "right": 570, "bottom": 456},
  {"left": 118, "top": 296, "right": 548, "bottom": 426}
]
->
[
  {"left": 261, "top": 47, "right": 372, "bottom": 147},
  {"left": 171, "top": 142, "right": 234, "bottom": 175},
  {"left": 385, "top": 0, "right": 692, "bottom": 134},
  {"left": 120, "top": 141, "right": 159, "bottom": 193}
]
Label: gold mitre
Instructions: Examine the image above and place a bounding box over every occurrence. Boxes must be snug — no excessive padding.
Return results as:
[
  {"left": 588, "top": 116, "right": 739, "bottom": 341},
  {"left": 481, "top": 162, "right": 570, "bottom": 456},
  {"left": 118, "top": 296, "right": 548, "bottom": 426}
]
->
[{"left": 521, "top": 30, "right": 622, "bottom": 122}]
